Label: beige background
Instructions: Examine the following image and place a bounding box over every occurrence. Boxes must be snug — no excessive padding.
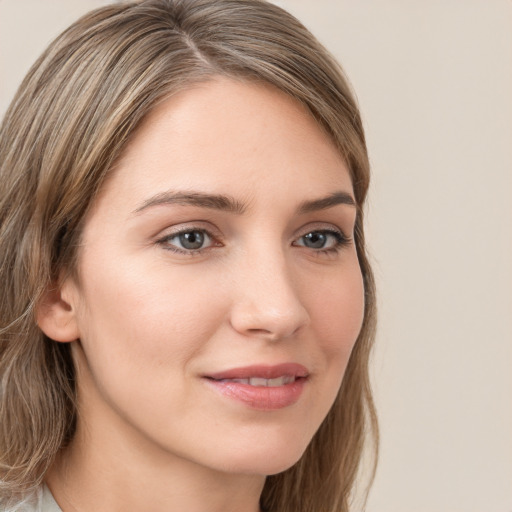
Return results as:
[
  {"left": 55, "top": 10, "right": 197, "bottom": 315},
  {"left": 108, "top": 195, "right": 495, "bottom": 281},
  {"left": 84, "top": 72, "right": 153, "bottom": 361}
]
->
[{"left": 1, "top": 1, "right": 511, "bottom": 511}]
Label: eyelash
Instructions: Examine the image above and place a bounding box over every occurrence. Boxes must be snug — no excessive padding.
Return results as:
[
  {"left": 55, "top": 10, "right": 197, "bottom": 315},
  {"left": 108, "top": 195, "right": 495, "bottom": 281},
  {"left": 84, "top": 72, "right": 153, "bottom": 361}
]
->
[
  {"left": 293, "top": 229, "right": 351, "bottom": 256},
  {"left": 156, "top": 227, "right": 351, "bottom": 256},
  {"left": 156, "top": 228, "right": 219, "bottom": 256}
]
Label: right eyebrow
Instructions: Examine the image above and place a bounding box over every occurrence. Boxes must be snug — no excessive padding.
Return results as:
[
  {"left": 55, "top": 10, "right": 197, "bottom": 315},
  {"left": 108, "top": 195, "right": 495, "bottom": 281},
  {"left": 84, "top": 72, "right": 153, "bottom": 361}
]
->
[{"left": 131, "top": 190, "right": 247, "bottom": 216}]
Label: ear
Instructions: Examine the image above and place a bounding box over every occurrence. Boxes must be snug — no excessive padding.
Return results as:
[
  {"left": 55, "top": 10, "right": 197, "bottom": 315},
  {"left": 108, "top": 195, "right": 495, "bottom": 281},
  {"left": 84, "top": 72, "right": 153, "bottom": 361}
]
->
[{"left": 36, "top": 278, "right": 80, "bottom": 343}]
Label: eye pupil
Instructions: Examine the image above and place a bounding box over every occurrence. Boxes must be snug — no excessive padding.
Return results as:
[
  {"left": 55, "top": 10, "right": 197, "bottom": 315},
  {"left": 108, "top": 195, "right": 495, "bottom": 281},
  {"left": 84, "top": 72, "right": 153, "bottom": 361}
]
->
[
  {"left": 179, "top": 231, "right": 205, "bottom": 250},
  {"left": 303, "top": 232, "right": 327, "bottom": 249}
]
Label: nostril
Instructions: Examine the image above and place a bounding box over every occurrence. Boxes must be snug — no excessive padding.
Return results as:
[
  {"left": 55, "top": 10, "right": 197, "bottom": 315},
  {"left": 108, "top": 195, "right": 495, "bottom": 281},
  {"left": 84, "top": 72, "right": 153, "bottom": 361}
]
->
[{"left": 246, "top": 327, "right": 280, "bottom": 341}]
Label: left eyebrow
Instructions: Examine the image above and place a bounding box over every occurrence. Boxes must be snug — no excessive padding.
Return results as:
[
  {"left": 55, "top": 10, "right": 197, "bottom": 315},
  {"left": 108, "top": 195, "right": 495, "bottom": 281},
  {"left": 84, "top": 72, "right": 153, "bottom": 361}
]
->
[{"left": 297, "top": 191, "right": 356, "bottom": 214}]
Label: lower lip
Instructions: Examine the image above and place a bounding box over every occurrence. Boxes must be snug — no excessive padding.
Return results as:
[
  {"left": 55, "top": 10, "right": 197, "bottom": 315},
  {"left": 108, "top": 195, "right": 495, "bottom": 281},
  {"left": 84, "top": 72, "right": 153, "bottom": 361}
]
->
[{"left": 204, "top": 378, "right": 306, "bottom": 410}]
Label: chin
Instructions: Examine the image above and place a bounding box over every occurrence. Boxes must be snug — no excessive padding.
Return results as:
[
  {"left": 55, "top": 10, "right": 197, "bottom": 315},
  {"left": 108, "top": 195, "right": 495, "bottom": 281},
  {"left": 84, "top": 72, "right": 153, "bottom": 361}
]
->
[{"left": 215, "top": 435, "right": 311, "bottom": 477}]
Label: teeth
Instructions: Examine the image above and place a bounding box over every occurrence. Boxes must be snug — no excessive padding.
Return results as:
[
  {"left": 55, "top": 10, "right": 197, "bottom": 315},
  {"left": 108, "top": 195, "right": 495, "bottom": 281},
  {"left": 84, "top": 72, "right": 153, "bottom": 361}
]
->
[
  {"left": 229, "top": 378, "right": 250, "bottom": 384},
  {"left": 220, "top": 376, "right": 296, "bottom": 387},
  {"left": 250, "top": 377, "right": 268, "bottom": 386}
]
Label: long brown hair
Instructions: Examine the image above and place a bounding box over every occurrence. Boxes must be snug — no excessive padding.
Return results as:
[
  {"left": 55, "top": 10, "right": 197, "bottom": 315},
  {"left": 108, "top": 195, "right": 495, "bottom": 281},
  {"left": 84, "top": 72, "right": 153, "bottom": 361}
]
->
[{"left": 0, "top": 1, "right": 378, "bottom": 510}]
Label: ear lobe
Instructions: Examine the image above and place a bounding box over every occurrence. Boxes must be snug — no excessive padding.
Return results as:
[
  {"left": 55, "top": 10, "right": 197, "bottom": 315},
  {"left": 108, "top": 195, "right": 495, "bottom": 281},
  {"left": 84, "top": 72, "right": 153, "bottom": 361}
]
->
[{"left": 36, "top": 280, "right": 80, "bottom": 343}]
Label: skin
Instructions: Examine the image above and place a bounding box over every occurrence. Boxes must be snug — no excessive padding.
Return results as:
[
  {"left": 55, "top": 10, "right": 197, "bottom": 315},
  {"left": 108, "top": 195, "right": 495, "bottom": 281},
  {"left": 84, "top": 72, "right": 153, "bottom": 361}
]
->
[{"left": 40, "top": 77, "right": 365, "bottom": 512}]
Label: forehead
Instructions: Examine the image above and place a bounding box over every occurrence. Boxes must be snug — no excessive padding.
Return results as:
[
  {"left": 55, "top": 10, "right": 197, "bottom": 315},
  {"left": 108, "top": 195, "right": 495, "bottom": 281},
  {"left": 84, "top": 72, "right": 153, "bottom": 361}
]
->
[{"left": 98, "top": 77, "right": 353, "bottom": 212}]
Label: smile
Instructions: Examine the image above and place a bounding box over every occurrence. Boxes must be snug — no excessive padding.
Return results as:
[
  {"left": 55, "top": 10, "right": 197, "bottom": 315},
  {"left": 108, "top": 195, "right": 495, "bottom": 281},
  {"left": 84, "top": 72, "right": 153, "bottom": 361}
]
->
[
  {"left": 204, "top": 363, "right": 309, "bottom": 410},
  {"left": 213, "top": 376, "right": 297, "bottom": 387}
]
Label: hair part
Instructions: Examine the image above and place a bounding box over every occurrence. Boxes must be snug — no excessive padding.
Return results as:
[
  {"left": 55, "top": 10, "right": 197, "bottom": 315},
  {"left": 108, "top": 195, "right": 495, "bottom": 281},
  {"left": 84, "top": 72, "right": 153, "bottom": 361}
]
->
[{"left": 0, "top": 1, "right": 378, "bottom": 510}]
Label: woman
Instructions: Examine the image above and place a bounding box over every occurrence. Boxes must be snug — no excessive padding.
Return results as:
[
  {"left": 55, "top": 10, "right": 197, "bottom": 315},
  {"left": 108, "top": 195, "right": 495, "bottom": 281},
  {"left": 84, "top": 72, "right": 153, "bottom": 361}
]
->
[{"left": 0, "top": 1, "right": 378, "bottom": 511}]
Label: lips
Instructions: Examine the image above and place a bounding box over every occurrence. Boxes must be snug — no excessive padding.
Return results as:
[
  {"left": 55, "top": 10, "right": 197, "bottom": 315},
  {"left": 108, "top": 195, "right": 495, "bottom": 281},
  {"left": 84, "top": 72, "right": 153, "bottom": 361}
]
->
[
  {"left": 216, "top": 375, "right": 296, "bottom": 387},
  {"left": 204, "top": 363, "right": 309, "bottom": 410}
]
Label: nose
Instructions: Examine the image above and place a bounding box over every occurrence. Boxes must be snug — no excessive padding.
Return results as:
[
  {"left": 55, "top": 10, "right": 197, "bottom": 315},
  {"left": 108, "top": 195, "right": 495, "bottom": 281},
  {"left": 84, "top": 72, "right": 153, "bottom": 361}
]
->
[{"left": 229, "top": 249, "right": 310, "bottom": 341}]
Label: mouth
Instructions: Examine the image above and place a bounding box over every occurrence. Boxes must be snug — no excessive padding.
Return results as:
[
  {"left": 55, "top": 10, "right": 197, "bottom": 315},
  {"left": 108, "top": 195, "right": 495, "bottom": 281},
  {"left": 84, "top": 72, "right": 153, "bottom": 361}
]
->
[
  {"left": 203, "top": 363, "right": 309, "bottom": 410},
  {"left": 205, "top": 362, "right": 309, "bottom": 381},
  {"left": 210, "top": 375, "right": 299, "bottom": 387}
]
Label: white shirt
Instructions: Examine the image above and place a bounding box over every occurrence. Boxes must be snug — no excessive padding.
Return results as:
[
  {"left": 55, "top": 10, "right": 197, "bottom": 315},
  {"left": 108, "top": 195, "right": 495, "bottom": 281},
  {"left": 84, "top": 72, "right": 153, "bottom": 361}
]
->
[{"left": 1, "top": 485, "right": 62, "bottom": 512}]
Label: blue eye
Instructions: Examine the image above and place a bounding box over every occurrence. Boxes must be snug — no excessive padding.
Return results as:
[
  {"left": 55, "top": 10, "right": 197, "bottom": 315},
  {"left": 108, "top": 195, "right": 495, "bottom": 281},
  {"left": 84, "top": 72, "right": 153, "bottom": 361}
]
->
[
  {"left": 302, "top": 231, "right": 329, "bottom": 249},
  {"left": 161, "top": 229, "right": 213, "bottom": 252},
  {"left": 295, "top": 230, "right": 347, "bottom": 251}
]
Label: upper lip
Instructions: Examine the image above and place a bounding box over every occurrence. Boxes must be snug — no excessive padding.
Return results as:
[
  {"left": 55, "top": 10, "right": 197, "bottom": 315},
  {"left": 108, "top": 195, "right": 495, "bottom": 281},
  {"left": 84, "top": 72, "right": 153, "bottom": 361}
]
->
[{"left": 205, "top": 363, "right": 309, "bottom": 380}]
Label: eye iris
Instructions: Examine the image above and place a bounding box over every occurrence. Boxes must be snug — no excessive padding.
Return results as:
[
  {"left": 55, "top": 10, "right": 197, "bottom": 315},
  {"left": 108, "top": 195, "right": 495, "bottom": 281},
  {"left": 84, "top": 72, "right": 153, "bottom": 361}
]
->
[
  {"left": 179, "top": 231, "right": 205, "bottom": 250},
  {"left": 303, "top": 231, "right": 327, "bottom": 249}
]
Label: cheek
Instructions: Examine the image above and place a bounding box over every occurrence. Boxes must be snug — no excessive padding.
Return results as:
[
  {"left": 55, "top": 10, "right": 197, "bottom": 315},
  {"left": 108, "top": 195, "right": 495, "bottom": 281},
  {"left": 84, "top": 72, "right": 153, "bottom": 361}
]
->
[
  {"left": 311, "top": 262, "right": 365, "bottom": 359},
  {"left": 75, "top": 259, "right": 227, "bottom": 376},
  {"left": 304, "top": 260, "right": 364, "bottom": 416}
]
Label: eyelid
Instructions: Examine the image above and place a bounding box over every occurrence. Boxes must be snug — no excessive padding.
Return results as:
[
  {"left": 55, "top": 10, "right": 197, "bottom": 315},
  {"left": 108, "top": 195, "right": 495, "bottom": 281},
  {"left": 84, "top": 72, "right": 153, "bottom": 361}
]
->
[
  {"left": 293, "top": 229, "right": 350, "bottom": 248},
  {"left": 294, "top": 222, "right": 351, "bottom": 241},
  {"left": 155, "top": 223, "right": 223, "bottom": 255},
  {"left": 155, "top": 221, "right": 222, "bottom": 240},
  {"left": 291, "top": 223, "right": 353, "bottom": 256}
]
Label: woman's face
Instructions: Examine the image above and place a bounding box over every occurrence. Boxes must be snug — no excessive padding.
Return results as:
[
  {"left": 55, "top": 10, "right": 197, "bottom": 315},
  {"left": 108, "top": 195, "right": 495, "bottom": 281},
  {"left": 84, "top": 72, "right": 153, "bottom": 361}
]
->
[{"left": 63, "top": 78, "right": 364, "bottom": 476}]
